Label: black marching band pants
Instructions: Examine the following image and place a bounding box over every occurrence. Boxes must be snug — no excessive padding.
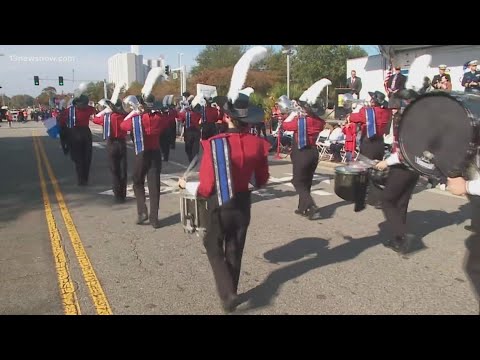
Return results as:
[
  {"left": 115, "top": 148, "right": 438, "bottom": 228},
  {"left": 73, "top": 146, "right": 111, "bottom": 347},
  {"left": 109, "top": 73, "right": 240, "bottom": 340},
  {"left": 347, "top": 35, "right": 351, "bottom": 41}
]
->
[
  {"left": 160, "top": 131, "right": 171, "bottom": 162},
  {"left": 290, "top": 145, "right": 319, "bottom": 212},
  {"left": 184, "top": 128, "right": 201, "bottom": 163},
  {"left": 203, "top": 192, "right": 251, "bottom": 303},
  {"left": 107, "top": 138, "right": 127, "bottom": 200},
  {"left": 381, "top": 165, "right": 419, "bottom": 239},
  {"left": 201, "top": 122, "right": 218, "bottom": 140},
  {"left": 360, "top": 136, "right": 385, "bottom": 206},
  {"left": 132, "top": 149, "right": 162, "bottom": 222},
  {"left": 68, "top": 127, "right": 93, "bottom": 185}
]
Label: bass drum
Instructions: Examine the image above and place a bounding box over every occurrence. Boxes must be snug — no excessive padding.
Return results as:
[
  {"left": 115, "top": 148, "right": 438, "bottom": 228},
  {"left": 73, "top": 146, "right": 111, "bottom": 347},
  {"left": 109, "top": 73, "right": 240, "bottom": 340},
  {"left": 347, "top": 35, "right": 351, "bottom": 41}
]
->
[{"left": 398, "top": 91, "right": 480, "bottom": 178}]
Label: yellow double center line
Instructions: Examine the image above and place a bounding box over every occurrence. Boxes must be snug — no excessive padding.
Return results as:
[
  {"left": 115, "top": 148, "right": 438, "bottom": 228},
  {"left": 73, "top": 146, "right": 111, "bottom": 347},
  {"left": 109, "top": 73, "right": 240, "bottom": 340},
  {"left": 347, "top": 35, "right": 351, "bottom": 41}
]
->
[{"left": 33, "top": 133, "right": 112, "bottom": 315}]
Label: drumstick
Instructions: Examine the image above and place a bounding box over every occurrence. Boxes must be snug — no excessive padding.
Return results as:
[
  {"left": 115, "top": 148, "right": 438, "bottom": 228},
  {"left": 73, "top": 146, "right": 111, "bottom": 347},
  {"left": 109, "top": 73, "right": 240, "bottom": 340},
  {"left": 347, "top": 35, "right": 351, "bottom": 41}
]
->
[
  {"left": 355, "top": 153, "right": 378, "bottom": 168},
  {"left": 183, "top": 154, "right": 199, "bottom": 180}
]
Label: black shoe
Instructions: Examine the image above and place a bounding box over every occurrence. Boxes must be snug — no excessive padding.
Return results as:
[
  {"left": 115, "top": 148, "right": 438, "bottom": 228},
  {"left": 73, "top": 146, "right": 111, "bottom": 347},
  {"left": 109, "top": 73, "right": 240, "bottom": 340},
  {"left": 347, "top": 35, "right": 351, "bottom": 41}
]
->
[
  {"left": 385, "top": 237, "right": 403, "bottom": 252},
  {"left": 150, "top": 219, "right": 161, "bottom": 229},
  {"left": 294, "top": 209, "right": 307, "bottom": 217},
  {"left": 222, "top": 295, "right": 240, "bottom": 314},
  {"left": 114, "top": 196, "right": 126, "bottom": 204},
  {"left": 397, "top": 234, "right": 416, "bottom": 254},
  {"left": 306, "top": 206, "right": 321, "bottom": 220},
  {"left": 136, "top": 213, "right": 148, "bottom": 225}
]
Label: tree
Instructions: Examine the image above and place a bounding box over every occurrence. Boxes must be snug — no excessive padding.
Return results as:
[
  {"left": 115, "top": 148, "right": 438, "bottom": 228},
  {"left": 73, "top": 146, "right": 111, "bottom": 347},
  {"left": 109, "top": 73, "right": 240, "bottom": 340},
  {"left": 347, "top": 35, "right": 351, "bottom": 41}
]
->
[
  {"left": 10, "top": 95, "right": 35, "bottom": 108},
  {"left": 42, "top": 86, "right": 57, "bottom": 95},
  {"left": 292, "top": 45, "right": 368, "bottom": 90},
  {"left": 84, "top": 82, "right": 107, "bottom": 103},
  {"left": 125, "top": 81, "right": 143, "bottom": 97},
  {"left": 190, "top": 45, "right": 245, "bottom": 75}
]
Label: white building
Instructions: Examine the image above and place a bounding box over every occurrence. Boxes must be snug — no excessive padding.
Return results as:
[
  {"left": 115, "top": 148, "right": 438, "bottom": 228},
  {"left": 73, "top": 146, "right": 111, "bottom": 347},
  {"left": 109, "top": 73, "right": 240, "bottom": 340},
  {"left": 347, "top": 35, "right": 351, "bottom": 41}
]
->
[
  {"left": 107, "top": 52, "right": 146, "bottom": 87},
  {"left": 347, "top": 45, "right": 480, "bottom": 99}
]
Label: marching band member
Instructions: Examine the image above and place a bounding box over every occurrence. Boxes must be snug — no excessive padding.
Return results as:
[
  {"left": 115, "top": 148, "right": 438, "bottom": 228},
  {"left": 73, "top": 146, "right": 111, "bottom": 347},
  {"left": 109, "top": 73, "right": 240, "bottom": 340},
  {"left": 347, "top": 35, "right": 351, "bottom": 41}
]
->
[
  {"left": 349, "top": 91, "right": 390, "bottom": 160},
  {"left": 198, "top": 96, "right": 223, "bottom": 140},
  {"left": 447, "top": 176, "right": 480, "bottom": 313},
  {"left": 121, "top": 94, "right": 170, "bottom": 228},
  {"left": 281, "top": 79, "right": 331, "bottom": 220},
  {"left": 178, "top": 46, "right": 269, "bottom": 313},
  {"left": 349, "top": 90, "right": 391, "bottom": 207},
  {"left": 282, "top": 106, "right": 325, "bottom": 220},
  {"left": 177, "top": 100, "right": 202, "bottom": 163},
  {"left": 167, "top": 97, "right": 178, "bottom": 149},
  {"left": 374, "top": 93, "right": 419, "bottom": 254},
  {"left": 178, "top": 93, "right": 270, "bottom": 313},
  {"left": 159, "top": 96, "right": 175, "bottom": 162},
  {"left": 92, "top": 100, "right": 128, "bottom": 203},
  {"left": 57, "top": 94, "right": 96, "bottom": 186}
]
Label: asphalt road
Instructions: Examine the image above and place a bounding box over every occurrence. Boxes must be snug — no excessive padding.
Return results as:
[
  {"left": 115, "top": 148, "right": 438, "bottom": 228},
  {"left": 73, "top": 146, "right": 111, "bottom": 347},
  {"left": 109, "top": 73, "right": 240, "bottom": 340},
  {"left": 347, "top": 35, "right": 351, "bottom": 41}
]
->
[{"left": 0, "top": 121, "right": 478, "bottom": 315}]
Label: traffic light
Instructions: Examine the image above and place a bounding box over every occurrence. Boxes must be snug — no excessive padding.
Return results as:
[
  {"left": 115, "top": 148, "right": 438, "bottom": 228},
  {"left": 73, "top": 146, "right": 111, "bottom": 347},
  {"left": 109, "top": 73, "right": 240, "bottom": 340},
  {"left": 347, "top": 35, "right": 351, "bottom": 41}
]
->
[
  {"left": 34, "top": 76, "right": 40, "bottom": 86},
  {"left": 59, "top": 76, "right": 64, "bottom": 86},
  {"left": 165, "top": 65, "right": 170, "bottom": 76}
]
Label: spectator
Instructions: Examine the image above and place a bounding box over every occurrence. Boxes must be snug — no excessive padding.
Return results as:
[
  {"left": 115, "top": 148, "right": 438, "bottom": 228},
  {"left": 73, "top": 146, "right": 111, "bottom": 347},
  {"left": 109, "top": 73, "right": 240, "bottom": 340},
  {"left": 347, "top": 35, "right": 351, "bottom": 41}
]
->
[
  {"left": 386, "top": 66, "right": 407, "bottom": 109},
  {"left": 346, "top": 70, "right": 362, "bottom": 99},
  {"left": 418, "top": 76, "right": 433, "bottom": 95},
  {"left": 440, "top": 75, "right": 452, "bottom": 91},
  {"left": 462, "top": 60, "right": 480, "bottom": 94},
  {"left": 342, "top": 117, "right": 357, "bottom": 162},
  {"left": 431, "top": 64, "right": 451, "bottom": 89},
  {"left": 326, "top": 123, "right": 345, "bottom": 162}
]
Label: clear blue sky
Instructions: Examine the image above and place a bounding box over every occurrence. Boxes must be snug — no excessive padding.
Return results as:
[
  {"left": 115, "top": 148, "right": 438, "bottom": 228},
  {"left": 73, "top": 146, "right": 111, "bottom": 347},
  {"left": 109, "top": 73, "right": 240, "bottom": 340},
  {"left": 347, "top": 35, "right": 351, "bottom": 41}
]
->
[{"left": 0, "top": 45, "right": 379, "bottom": 97}]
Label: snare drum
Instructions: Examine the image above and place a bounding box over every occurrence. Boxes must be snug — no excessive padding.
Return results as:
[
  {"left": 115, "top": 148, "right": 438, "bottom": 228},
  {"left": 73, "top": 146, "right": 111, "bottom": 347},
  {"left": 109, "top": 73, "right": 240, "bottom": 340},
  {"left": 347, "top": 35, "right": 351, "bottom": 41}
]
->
[
  {"left": 180, "top": 190, "right": 208, "bottom": 237},
  {"left": 399, "top": 91, "right": 480, "bottom": 178},
  {"left": 334, "top": 165, "right": 370, "bottom": 211}
]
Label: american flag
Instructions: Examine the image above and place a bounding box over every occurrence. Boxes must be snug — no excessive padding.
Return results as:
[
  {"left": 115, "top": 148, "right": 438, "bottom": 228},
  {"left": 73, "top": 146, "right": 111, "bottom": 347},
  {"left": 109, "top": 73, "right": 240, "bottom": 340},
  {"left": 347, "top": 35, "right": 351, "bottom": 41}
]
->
[{"left": 384, "top": 64, "right": 392, "bottom": 94}]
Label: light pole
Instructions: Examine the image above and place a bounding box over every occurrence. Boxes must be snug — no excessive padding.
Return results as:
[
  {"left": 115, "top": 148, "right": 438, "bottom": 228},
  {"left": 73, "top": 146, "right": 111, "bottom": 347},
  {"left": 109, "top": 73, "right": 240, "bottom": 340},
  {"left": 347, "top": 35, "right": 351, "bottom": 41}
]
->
[
  {"left": 282, "top": 46, "right": 296, "bottom": 98},
  {"left": 178, "top": 52, "right": 184, "bottom": 95}
]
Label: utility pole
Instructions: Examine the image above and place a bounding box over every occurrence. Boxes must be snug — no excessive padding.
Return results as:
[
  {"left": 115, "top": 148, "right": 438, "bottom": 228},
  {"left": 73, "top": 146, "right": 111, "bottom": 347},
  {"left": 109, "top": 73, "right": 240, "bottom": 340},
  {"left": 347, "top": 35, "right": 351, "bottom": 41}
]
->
[{"left": 103, "top": 79, "right": 108, "bottom": 99}]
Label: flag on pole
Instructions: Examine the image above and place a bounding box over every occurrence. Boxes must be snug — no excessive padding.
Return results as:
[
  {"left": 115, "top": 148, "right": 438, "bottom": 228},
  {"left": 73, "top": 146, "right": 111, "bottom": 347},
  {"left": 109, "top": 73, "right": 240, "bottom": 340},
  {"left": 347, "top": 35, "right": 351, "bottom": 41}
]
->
[
  {"left": 384, "top": 64, "right": 392, "bottom": 94},
  {"left": 43, "top": 117, "right": 60, "bottom": 139}
]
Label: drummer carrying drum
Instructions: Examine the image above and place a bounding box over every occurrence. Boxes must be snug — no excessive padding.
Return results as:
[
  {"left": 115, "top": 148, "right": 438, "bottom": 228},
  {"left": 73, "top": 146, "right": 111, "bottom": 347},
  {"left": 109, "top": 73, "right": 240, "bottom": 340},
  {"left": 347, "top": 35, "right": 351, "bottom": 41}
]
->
[
  {"left": 349, "top": 90, "right": 391, "bottom": 207},
  {"left": 178, "top": 92, "right": 270, "bottom": 313},
  {"left": 374, "top": 90, "right": 419, "bottom": 254}
]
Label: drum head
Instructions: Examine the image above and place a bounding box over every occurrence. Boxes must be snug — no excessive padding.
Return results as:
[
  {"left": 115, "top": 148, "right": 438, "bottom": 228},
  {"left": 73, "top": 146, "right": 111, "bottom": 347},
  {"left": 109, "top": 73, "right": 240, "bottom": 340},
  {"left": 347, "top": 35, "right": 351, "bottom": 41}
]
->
[
  {"left": 335, "top": 165, "right": 367, "bottom": 174},
  {"left": 399, "top": 92, "right": 479, "bottom": 177}
]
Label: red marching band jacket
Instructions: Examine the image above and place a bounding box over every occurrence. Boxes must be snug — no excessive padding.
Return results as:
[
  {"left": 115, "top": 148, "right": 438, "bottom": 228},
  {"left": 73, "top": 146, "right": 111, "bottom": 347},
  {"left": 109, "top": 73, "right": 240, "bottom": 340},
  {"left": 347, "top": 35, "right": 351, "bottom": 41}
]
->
[
  {"left": 57, "top": 106, "right": 96, "bottom": 128},
  {"left": 177, "top": 109, "right": 201, "bottom": 130},
  {"left": 197, "top": 132, "right": 270, "bottom": 204},
  {"left": 120, "top": 112, "right": 169, "bottom": 152},
  {"left": 349, "top": 106, "right": 390, "bottom": 138},
  {"left": 200, "top": 106, "right": 223, "bottom": 124},
  {"left": 281, "top": 115, "right": 326, "bottom": 148},
  {"left": 92, "top": 113, "right": 127, "bottom": 140}
]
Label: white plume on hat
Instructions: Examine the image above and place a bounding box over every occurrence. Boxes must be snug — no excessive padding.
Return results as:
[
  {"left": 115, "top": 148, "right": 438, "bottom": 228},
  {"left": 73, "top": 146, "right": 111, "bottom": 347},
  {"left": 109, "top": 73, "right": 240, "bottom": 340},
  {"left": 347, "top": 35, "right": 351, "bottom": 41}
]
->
[
  {"left": 162, "top": 95, "right": 170, "bottom": 107},
  {"left": 227, "top": 46, "right": 268, "bottom": 104},
  {"left": 141, "top": 67, "right": 164, "bottom": 98},
  {"left": 191, "top": 94, "right": 206, "bottom": 108},
  {"left": 110, "top": 82, "right": 126, "bottom": 104},
  {"left": 73, "top": 82, "right": 88, "bottom": 98},
  {"left": 405, "top": 54, "right": 432, "bottom": 91},
  {"left": 299, "top": 78, "right": 332, "bottom": 105},
  {"left": 239, "top": 87, "right": 255, "bottom": 97}
]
